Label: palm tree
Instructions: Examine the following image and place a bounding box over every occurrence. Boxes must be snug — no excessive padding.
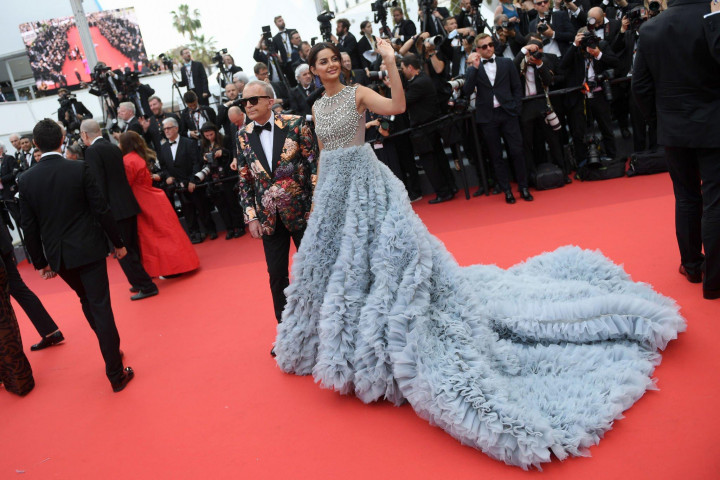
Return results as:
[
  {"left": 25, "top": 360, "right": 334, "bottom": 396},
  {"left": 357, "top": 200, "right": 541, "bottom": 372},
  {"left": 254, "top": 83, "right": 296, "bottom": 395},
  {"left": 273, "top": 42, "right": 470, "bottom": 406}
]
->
[
  {"left": 170, "top": 4, "right": 202, "bottom": 40},
  {"left": 190, "top": 34, "right": 217, "bottom": 71}
]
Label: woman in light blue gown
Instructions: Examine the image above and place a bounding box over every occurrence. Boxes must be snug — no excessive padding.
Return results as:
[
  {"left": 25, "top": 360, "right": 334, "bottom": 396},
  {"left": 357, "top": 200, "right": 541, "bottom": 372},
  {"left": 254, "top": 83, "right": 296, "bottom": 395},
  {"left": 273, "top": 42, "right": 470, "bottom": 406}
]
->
[{"left": 273, "top": 40, "right": 685, "bottom": 469}]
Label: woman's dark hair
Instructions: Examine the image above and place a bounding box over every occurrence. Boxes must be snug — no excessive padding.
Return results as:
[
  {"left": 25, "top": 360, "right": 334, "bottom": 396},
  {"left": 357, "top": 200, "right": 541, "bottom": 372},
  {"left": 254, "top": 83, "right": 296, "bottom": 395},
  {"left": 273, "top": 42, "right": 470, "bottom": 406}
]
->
[
  {"left": 32, "top": 119, "right": 63, "bottom": 153},
  {"left": 200, "top": 123, "right": 224, "bottom": 151},
  {"left": 307, "top": 42, "right": 351, "bottom": 85},
  {"left": 360, "top": 20, "right": 370, "bottom": 31},
  {"left": 119, "top": 130, "right": 156, "bottom": 171}
]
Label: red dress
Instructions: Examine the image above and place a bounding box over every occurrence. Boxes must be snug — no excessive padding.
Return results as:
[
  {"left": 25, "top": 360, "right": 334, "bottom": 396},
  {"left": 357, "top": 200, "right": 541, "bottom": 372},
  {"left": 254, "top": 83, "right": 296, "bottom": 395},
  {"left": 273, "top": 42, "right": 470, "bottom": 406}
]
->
[{"left": 123, "top": 151, "right": 199, "bottom": 277}]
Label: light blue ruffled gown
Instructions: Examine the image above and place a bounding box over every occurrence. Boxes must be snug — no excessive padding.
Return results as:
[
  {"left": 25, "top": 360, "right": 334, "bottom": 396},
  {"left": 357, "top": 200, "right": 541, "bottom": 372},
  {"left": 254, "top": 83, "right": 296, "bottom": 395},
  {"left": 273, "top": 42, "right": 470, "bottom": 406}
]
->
[{"left": 274, "top": 85, "right": 685, "bottom": 469}]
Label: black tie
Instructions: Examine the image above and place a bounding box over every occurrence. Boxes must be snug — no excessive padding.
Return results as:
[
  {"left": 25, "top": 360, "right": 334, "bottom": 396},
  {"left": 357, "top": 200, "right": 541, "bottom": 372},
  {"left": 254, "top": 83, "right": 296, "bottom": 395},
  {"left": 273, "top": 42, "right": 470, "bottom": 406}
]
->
[
  {"left": 169, "top": 141, "right": 177, "bottom": 145},
  {"left": 482, "top": 58, "right": 494, "bottom": 64},
  {"left": 255, "top": 122, "right": 272, "bottom": 133}
]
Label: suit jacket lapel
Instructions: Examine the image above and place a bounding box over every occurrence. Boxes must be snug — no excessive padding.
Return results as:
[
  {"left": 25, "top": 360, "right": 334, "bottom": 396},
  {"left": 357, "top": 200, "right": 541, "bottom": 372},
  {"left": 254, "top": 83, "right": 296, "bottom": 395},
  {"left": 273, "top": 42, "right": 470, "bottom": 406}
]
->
[
  {"left": 272, "top": 116, "right": 289, "bottom": 173},
  {"left": 477, "top": 64, "right": 492, "bottom": 87},
  {"left": 495, "top": 59, "right": 507, "bottom": 85},
  {"left": 246, "top": 127, "right": 272, "bottom": 174}
]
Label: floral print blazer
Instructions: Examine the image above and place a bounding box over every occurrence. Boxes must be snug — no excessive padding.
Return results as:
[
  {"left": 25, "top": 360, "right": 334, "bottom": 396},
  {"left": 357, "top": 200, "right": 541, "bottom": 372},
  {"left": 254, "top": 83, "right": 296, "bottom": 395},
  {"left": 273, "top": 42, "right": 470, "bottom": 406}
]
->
[{"left": 237, "top": 113, "right": 318, "bottom": 235}]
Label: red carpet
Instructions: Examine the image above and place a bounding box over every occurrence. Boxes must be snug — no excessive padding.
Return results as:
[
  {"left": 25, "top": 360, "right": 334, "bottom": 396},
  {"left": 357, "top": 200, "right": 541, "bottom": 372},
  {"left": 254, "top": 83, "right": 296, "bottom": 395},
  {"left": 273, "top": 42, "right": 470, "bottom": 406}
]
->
[
  {"left": 2, "top": 173, "right": 719, "bottom": 479},
  {"left": 62, "top": 26, "right": 135, "bottom": 86}
]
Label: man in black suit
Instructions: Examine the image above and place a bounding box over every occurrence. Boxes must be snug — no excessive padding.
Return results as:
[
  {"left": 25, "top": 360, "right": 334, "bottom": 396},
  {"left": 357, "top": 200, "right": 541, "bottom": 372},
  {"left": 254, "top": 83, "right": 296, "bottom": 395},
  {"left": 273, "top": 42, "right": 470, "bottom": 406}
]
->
[
  {"left": 455, "top": 0, "right": 479, "bottom": 31},
  {"left": 0, "top": 208, "right": 64, "bottom": 351},
  {"left": 529, "top": 0, "right": 579, "bottom": 57},
  {"left": 288, "top": 64, "right": 316, "bottom": 117},
  {"left": 81, "top": 120, "right": 158, "bottom": 300},
  {"left": 561, "top": 27, "right": 619, "bottom": 163},
  {"left": 0, "top": 143, "right": 26, "bottom": 230},
  {"left": 179, "top": 91, "right": 217, "bottom": 142},
  {"left": 401, "top": 54, "right": 456, "bottom": 204},
  {"left": 632, "top": 0, "right": 720, "bottom": 300},
  {"left": 271, "top": 15, "right": 298, "bottom": 87},
  {"left": 158, "top": 117, "right": 217, "bottom": 244},
  {"left": 142, "top": 95, "right": 180, "bottom": 153},
  {"left": 176, "top": 48, "right": 210, "bottom": 106},
  {"left": 332, "top": 18, "right": 362, "bottom": 69},
  {"left": 463, "top": 34, "right": 533, "bottom": 204},
  {"left": 217, "top": 83, "right": 242, "bottom": 136},
  {"left": 18, "top": 119, "right": 134, "bottom": 392},
  {"left": 57, "top": 88, "right": 93, "bottom": 130},
  {"left": 111, "top": 102, "right": 143, "bottom": 143},
  {"left": 253, "top": 63, "right": 291, "bottom": 112},
  {"left": 391, "top": 7, "right": 417, "bottom": 43},
  {"left": 514, "top": 38, "right": 567, "bottom": 180},
  {"left": 424, "top": 0, "right": 451, "bottom": 37}
]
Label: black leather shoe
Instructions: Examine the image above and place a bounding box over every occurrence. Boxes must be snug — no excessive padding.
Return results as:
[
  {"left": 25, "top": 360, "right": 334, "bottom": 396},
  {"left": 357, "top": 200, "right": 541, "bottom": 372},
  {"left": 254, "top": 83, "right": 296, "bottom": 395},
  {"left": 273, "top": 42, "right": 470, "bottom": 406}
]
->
[
  {"left": 472, "top": 187, "right": 485, "bottom": 197},
  {"left": 31, "top": 331, "right": 65, "bottom": 351},
  {"left": 621, "top": 128, "right": 632, "bottom": 139},
  {"left": 519, "top": 188, "right": 534, "bottom": 201},
  {"left": 564, "top": 176, "right": 573, "bottom": 184},
  {"left": 428, "top": 193, "right": 453, "bottom": 204},
  {"left": 703, "top": 288, "right": 720, "bottom": 300},
  {"left": 209, "top": 232, "right": 218, "bottom": 240},
  {"left": 130, "top": 288, "right": 159, "bottom": 301},
  {"left": 111, "top": 367, "right": 134, "bottom": 392},
  {"left": 190, "top": 233, "right": 204, "bottom": 244},
  {"left": 129, "top": 287, "right": 139, "bottom": 293},
  {"left": 233, "top": 228, "right": 245, "bottom": 238},
  {"left": 679, "top": 265, "right": 702, "bottom": 284},
  {"left": 504, "top": 191, "right": 516, "bottom": 204},
  {"left": 492, "top": 185, "right": 502, "bottom": 195},
  {"left": 225, "top": 231, "right": 234, "bottom": 240},
  {"left": 270, "top": 347, "right": 276, "bottom": 357}
]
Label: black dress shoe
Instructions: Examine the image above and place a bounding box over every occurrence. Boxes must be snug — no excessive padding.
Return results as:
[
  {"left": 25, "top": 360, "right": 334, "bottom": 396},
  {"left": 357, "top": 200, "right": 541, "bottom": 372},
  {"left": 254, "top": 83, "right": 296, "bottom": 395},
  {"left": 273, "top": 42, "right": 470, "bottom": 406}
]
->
[
  {"left": 209, "top": 232, "right": 218, "bottom": 240},
  {"left": 703, "top": 288, "right": 720, "bottom": 300},
  {"left": 130, "top": 288, "right": 159, "bottom": 301},
  {"left": 519, "top": 188, "right": 534, "bottom": 201},
  {"left": 679, "top": 265, "right": 702, "bottom": 284},
  {"left": 504, "top": 191, "right": 516, "bottom": 204},
  {"left": 472, "top": 187, "right": 485, "bottom": 197},
  {"left": 31, "top": 331, "right": 65, "bottom": 351},
  {"left": 233, "top": 228, "right": 245, "bottom": 238},
  {"left": 190, "top": 233, "right": 204, "bottom": 244},
  {"left": 270, "top": 347, "right": 276, "bottom": 357},
  {"left": 428, "top": 193, "right": 453, "bottom": 204},
  {"left": 129, "top": 287, "right": 139, "bottom": 293},
  {"left": 111, "top": 367, "right": 134, "bottom": 392},
  {"left": 564, "top": 176, "right": 573, "bottom": 184},
  {"left": 492, "top": 185, "right": 502, "bottom": 195},
  {"left": 225, "top": 231, "right": 234, "bottom": 240}
]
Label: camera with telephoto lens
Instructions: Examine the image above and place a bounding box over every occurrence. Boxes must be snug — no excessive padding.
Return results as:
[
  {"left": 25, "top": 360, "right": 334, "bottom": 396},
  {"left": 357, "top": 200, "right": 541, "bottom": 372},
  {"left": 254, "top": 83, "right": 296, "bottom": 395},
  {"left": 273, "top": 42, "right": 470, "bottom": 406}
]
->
[
  {"left": 428, "top": 35, "right": 444, "bottom": 46},
  {"left": 532, "top": 51, "right": 543, "bottom": 60},
  {"left": 628, "top": 6, "right": 648, "bottom": 31},
  {"left": 579, "top": 30, "right": 600, "bottom": 50},
  {"left": 544, "top": 109, "right": 561, "bottom": 130},
  {"left": 195, "top": 151, "right": 220, "bottom": 183},
  {"left": 367, "top": 70, "right": 389, "bottom": 80},
  {"left": 648, "top": 0, "right": 661, "bottom": 12},
  {"left": 317, "top": 11, "right": 335, "bottom": 43},
  {"left": 596, "top": 69, "right": 615, "bottom": 102},
  {"left": 448, "top": 78, "right": 465, "bottom": 90},
  {"left": 212, "top": 48, "right": 228, "bottom": 65},
  {"left": 372, "top": 0, "right": 397, "bottom": 28},
  {"left": 585, "top": 134, "right": 602, "bottom": 168},
  {"left": 158, "top": 53, "right": 174, "bottom": 70},
  {"left": 537, "top": 13, "right": 551, "bottom": 33}
]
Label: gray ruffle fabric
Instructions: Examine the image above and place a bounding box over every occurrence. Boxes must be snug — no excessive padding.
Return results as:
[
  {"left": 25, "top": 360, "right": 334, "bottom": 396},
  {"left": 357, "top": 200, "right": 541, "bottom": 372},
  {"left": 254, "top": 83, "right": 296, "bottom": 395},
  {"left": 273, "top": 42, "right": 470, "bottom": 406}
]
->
[{"left": 274, "top": 144, "right": 685, "bottom": 469}]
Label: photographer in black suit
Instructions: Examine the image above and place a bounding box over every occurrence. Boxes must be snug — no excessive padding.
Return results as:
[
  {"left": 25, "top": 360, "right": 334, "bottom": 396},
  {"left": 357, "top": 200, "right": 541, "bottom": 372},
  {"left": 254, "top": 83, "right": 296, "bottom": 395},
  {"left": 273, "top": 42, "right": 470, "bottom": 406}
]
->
[
  {"left": 176, "top": 48, "right": 210, "bottom": 106},
  {"left": 288, "top": 64, "right": 316, "bottom": 117},
  {"left": 271, "top": 15, "right": 298, "bottom": 86},
  {"left": 158, "top": 117, "right": 217, "bottom": 244},
  {"left": 179, "top": 91, "right": 217, "bottom": 142},
  {"left": 81, "top": 120, "right": 158, "bottom": 300},
  {"left": 632, "top": 0, "right": 720, "bottom": 300},
  {"left": 463, "top": 34, "right": 533, "bottom": 204},
  {"left": 217, "top": 83, "right": 242, "bottom": 135},
  {"left": 19, "top": 119, "right": 134, "bottom": 392},
  {"left": 401, "top": 54, "right": 456, "bottom": 204},
  {"left": 529, "top": 0, "right": 579, "bottom": 57},
  {"left": 391, "top": 7, "right": 417, "bottom": 43},
  {"left": 332, "top": 18, "right": 362, "bottom": 69},
  {"left": 561, "top": 27, "right": 619, "bottom": 163}
]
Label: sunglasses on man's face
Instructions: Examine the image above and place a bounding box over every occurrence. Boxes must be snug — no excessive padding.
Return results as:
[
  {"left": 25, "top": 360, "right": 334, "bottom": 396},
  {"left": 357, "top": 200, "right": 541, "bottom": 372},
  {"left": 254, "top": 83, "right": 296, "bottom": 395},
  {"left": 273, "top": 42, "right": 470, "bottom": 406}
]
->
[
  {"left": 477, "top": 42, "right": 495, "bottom": 50},
  {"left": 534, "top": 0, "right": 549, "bottom": 5},
  {"left": 239, "top": 95, "right": 270, "bottom": 107}
]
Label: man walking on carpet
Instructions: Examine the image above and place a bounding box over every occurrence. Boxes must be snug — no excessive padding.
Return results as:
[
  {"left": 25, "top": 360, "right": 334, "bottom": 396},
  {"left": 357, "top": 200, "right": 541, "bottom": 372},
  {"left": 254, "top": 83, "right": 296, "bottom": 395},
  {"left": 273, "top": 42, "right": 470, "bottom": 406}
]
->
[{"left": 236, "top": 81, "right": 318, "bottom": 338}]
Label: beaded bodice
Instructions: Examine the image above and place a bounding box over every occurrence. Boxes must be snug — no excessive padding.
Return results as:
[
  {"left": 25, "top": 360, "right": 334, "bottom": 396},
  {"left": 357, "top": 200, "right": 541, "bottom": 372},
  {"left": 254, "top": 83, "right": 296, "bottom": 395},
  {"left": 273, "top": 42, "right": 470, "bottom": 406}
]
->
[{"left": 313, "top": 85, "right": 365, "bottom": 151}]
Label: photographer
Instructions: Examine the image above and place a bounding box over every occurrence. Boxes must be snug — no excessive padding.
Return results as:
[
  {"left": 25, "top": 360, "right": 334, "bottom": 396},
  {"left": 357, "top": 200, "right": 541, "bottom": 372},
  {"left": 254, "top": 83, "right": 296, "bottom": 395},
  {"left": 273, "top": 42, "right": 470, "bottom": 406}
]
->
[
  {"left": 112, "top": 102, "right": 143, "bottom": 143},
  {"left": 176, "top": 48, "right": 210, "bottom": 106},
  {"left": 216, "top": 53, "right": 243, "bottom": 90},
  {"left": 423, "top": 0, "right": 451, "bottom": 38},
  {"left": 271, "top": 15, "right": 298, "bottom": 85},
  {"left": 529, "top": 0, "right": 578, "bottom": 57},
  {"left": 158, "top": 117, "right": 217, "bottom": 244},
  {"left": 456, "top": 0, "right": 479, "bottom": 31},
  {"left": 198, "top": 123, "right": 244, "bottom": 240},
  {"left": 390, "top": 7, "right": 417, "bottom": 44},
  {"left": 254, "top": 36, "right": 283, "bottom": 82},
  {"left": 233, "top": 71, "right": 250, "bottom": 96},
  {"left": 143, "top": 95, "right": 180, "bottom": 152},
  {"left": 401, "top": 53, "right": 456, "bottom": 204},
  {"left": 0, "top": 143, "right": 25, "bottom": 229},
  {"left": 515, "top": 37, "right": 568, "bottom": 180},
  {"left": 331, "top": 18, "right": 362, "bottom": 69},
  {"left": 288, "top": 64, "right": 316, "bottom": 117},
  {"left": 440, "top": 17, "right": 477, "bottom": 76},
  {"left": 560, "top": 27, "right": 620, "bottom": 164},
  {"left": 217, "top": 83, "right": 242, "bottom": 136},
  {"left": 644, "top": 0, "right": 665, "bottom": 17},
  {"left": 179, "top": 91, "right": 217, "bottom": 142},
  {"left": 494, "top": 14, "right": 527, "bottom": 59},
  {"left": 358, "top": 21, "right": 379, "bottom": 69},
  {"left": 57, "top": 88, "right": 93, "bottom": 130}
]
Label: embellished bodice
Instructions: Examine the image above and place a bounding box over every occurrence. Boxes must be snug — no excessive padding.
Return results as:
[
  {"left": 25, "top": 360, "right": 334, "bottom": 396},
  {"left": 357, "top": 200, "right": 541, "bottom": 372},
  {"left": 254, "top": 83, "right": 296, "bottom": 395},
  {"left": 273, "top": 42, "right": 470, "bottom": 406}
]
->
[{"left": 313, "top": 85, "right": 365, "bottom": 151}]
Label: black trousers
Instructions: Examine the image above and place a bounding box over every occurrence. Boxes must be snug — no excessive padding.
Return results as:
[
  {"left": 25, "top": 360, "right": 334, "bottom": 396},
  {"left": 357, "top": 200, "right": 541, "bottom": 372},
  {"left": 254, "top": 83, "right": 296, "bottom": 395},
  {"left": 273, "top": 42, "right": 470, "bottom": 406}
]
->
[
  {"left": 630, "top": 90, "right": 658, "bottom": 153},
  {"left": 478, "top": 108, "right": 528, "bottom": 192},
  {"left": 58, "top": 259, "right": 124, "bottom": 383},
  {"left": 666, "top": 147, "right": 720, "bottom": 292},
  {"left": 1, "top": 251, "right": 58, "bottom": 338},
  {"left": 389, "top": 134, "right": 422, "bottom": 198},
  {"left": 418, "top": 132, "right": 455, "bottom": 197},
  {"left": 179, "top": 190, "right": 217, "bottom": 236},
  {"left": 521, "top": 100, "right": 565, "bottom": 176},
  {"left": 262, "top": 217, "right": 304, "bottom": 323},
  {"left": 210, "top": 181, "right": 244, "bottom": 231},
  {"left": 567, "top": 94, "right": 617, "bottom": 163},
  {"left": 116, "top": 216, "right": 156, "bottom": 291}
]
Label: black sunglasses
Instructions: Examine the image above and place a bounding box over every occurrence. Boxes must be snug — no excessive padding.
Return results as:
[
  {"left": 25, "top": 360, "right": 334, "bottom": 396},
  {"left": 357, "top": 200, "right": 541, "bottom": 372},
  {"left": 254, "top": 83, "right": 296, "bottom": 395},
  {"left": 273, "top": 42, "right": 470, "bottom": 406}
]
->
[
  {"left": 239, "top": 95, "right": 270, "bottom": 107},
  {"left": 477, "top": 42, "right": 495, "bottom": 50}
]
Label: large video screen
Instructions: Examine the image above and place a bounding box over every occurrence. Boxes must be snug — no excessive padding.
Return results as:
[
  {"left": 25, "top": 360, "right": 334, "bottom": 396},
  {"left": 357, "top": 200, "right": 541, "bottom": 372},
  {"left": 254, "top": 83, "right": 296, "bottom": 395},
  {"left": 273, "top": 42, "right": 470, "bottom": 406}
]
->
[{"left": 19, "top": 7, "right": 148, "bottom": 91}]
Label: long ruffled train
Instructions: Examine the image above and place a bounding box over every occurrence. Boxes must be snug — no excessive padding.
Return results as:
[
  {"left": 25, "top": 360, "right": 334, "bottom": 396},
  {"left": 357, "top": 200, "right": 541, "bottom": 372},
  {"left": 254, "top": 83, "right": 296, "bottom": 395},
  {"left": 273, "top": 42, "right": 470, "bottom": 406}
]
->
[{"left": 274, "top": 144, "right": 685, "bottom": 469}]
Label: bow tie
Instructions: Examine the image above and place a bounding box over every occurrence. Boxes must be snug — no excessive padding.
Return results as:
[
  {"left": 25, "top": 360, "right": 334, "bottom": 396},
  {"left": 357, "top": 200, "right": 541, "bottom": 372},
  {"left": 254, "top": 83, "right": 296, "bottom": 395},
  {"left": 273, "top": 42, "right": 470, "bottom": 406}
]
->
[
  {"left": 255, "top": 122, "right": 272, "bottom": 133},
  {"left": 169, "top": 141, "right": 177, "bottom": 145},
  {"left": 482, "top": 58, "right": 494, "bottom": 64}
]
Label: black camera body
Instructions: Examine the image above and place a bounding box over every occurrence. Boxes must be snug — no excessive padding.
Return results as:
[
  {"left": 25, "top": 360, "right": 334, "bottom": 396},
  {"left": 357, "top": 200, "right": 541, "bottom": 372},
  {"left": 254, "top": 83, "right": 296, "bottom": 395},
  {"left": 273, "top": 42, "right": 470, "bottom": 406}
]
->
[
  {"left": 628, "top": 6, "right": 648, "bottom": 31},
  {"left": 648, "top": 0, "right": 661, "bottom": 12},
  {"left": 532, "top": 51, "right": 543, "bottom": 60},
  {"left": 317, "top": 11, "right": 335, "bottom": 43},
  {"left": 158, "top": 53, "right": 174, "bottom": 70},
  {"left": 213, "top": 48, "right": 228, "bottom": 65},
  {"left": 537, "top": 13, "right": 551, "bottom": 33},
  {"left": 579, "top": 31, "right": 600, "bottom": 50}
]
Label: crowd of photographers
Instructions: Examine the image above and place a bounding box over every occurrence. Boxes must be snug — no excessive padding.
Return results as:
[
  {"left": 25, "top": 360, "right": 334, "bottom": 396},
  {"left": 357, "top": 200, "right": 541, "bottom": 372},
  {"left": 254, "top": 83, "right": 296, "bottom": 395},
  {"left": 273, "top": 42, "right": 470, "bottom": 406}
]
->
[
  {"left": 89, "top": 12, "right": 148, "bottom": 69},
  {"left": 4, "top": 0, "right": 668, "bottom": 247},
  {"left": 23, "top": 19, "right": 73, "bottom": 88}
]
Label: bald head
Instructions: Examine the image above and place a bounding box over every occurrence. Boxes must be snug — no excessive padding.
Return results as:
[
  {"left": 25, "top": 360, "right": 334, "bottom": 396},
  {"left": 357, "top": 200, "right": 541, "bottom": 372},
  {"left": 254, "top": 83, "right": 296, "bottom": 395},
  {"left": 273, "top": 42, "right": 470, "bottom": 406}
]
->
[
  {"left": 80, "top": 119, "right": 102, "bottom": 140},
  {"left": 588, "top": 7, "right": 605, "bottom": 23},
  {"left": 228, "top": 106, "right": 245, "bottom": 127}
]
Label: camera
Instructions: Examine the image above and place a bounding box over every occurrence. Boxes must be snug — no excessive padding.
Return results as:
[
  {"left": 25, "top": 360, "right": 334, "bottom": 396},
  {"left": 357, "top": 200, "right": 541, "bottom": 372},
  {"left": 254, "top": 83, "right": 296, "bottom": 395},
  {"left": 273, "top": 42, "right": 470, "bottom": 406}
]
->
[
  {"left": 544, "top": 109, "right": 561, "bottom": 130},
  {"left": 367, "top": 70, "right": 389, "bottom": 80},
  {"left": 532, "top": 51, "right": 543, "bottom": 60},
  {"left": 317, "top": 10, "right": 335, "bottom": 43},
  {"left": 597, "top": 69, "right": 615, "bottom": 102},
  {"left": 579, "top": 31, "right": 600, "bottom": 50},
  {"left": 648, "top": 0, "right": 661, "bottom": 12},
  {"left": 212, "top": 48, "right": 228, "bottom": 64},
  {"left": 499, "top": 21, "right": 509, "bottom": 30},
  {"left": 585, "top": 134, "right": 602, "bottom": 168},
  {"left": 448, "top": 78, "right": 465, "bottom": 90},
  {"left": 158, "top": 53, "right": 174, "bottom": 71},
  {"left": 587, "top": 17, "right": 598, "bottom": 31},
  {"left": 537, "top": 13, "right": 551, "bottom": 33},
  {"left": 628, "top": 6, "right": 647, "bottom": 31}
]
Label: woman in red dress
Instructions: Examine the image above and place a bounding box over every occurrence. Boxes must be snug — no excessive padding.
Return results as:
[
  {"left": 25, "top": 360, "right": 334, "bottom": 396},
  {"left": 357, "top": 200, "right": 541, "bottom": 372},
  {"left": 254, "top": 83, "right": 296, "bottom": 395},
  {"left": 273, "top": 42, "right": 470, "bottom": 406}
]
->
[{"left": 118, "top": 131, "right": 199, "bottom": 278}]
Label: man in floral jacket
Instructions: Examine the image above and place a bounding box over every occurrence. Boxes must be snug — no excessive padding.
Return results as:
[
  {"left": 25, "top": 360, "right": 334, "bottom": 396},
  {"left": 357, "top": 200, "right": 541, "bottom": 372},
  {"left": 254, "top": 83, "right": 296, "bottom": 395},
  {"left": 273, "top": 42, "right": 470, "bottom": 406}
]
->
[{"left": 237, "top": 80, "right": 318, "bottom": 327}]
